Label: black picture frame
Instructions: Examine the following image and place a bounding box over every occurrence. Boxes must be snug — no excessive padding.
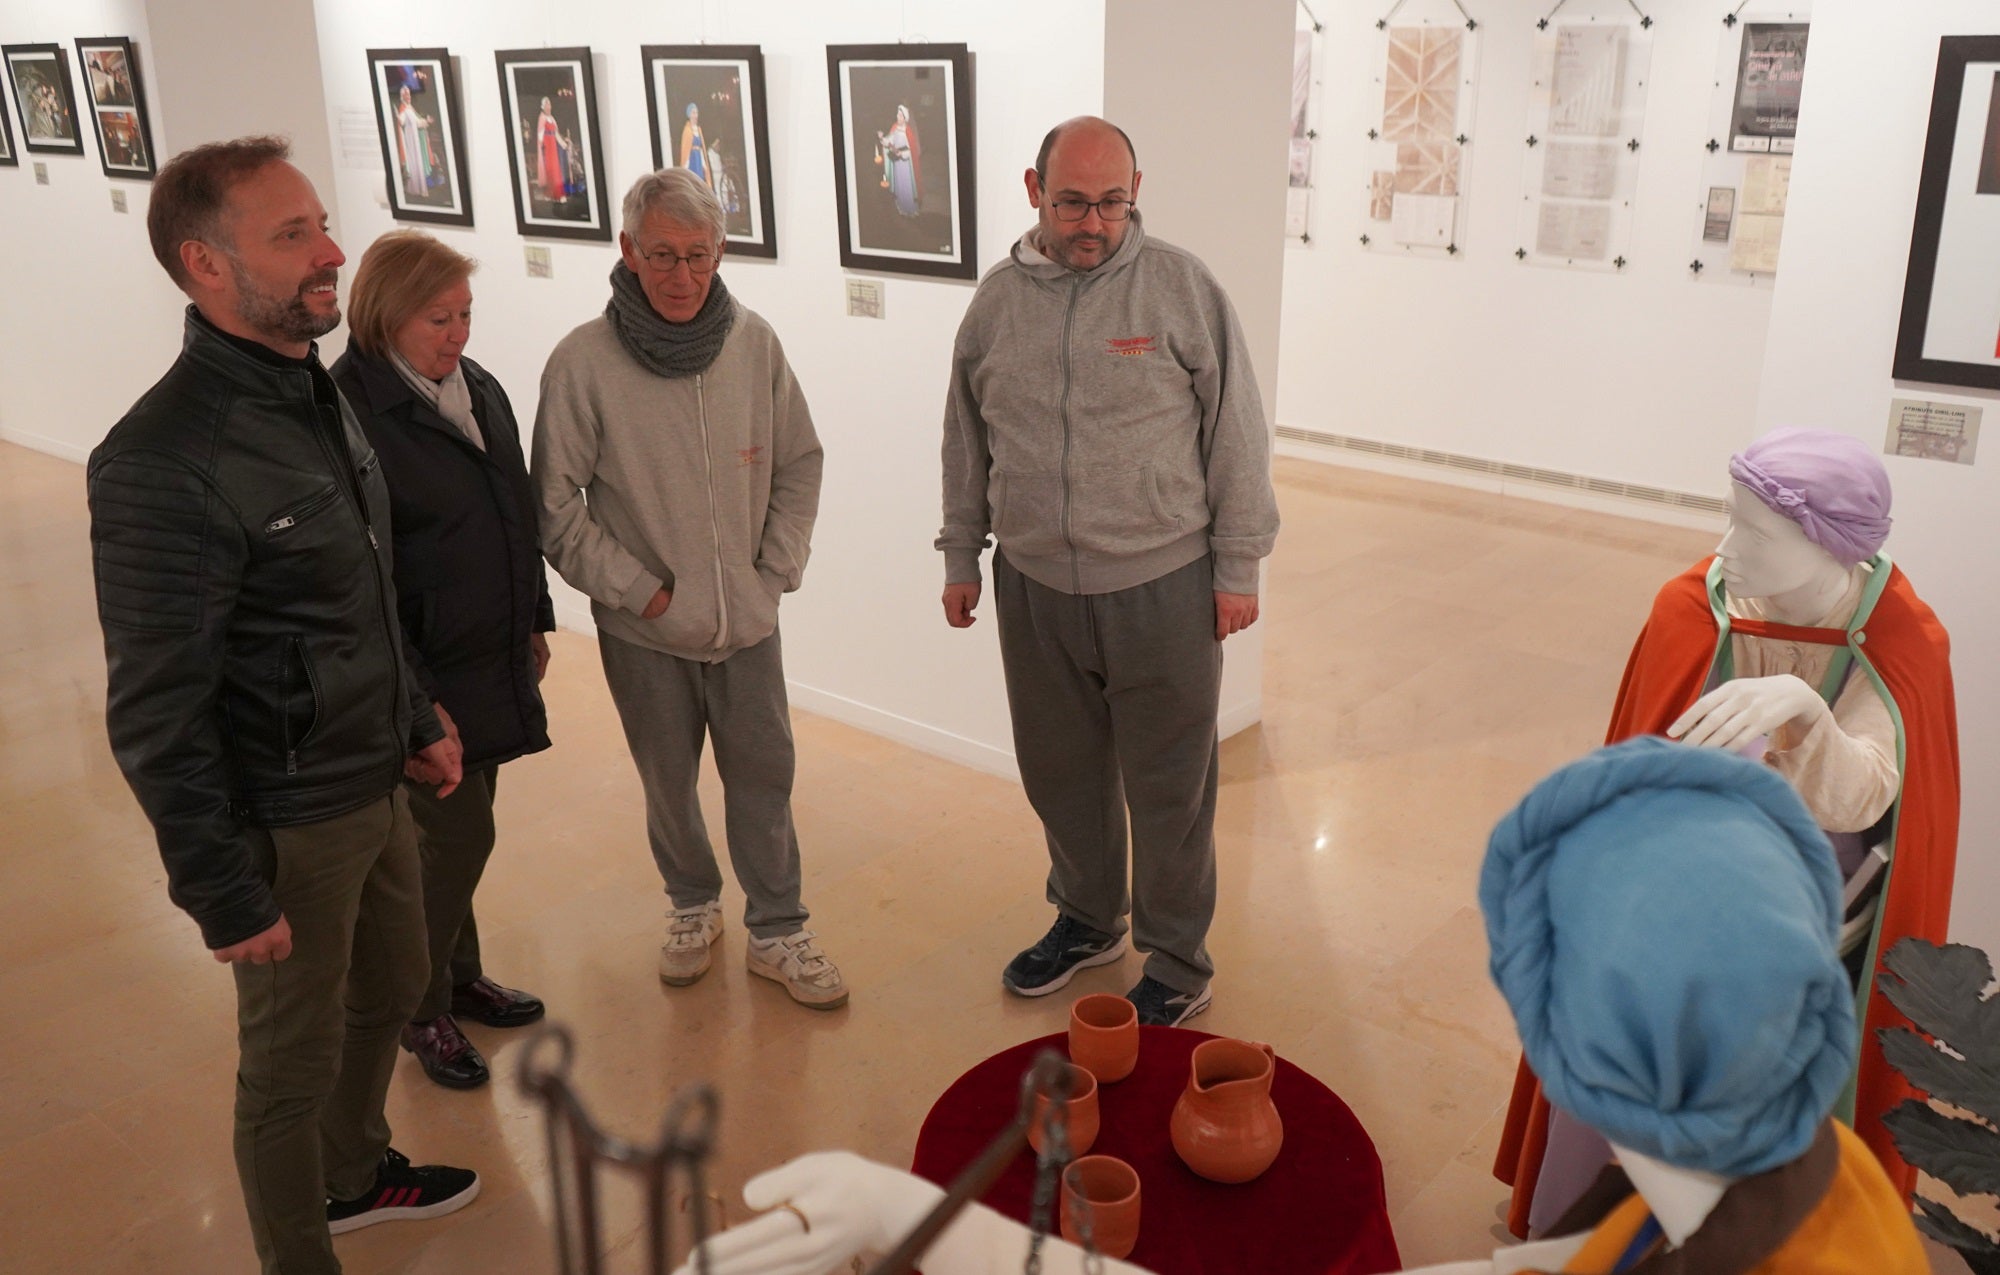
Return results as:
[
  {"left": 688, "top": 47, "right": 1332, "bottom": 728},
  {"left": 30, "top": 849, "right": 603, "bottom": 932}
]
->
[
  {"left": 4, "top": 42, "right": 85, "bottom": 157},
  {"left": 494, "top": 47, "right": 612, "bottom": 242},
  {"left": 641, "top": 44, "right": 778, "bottom": 260},
  {"left": 1894, "top": 36, "right": 2000, "bottom": 392},
  {"left": 0, "top": 69, "right": 17, "bottom": 167},
  {"left": 74, "top": 37, "right": 154, "bottom": 179},
  {"left": 366, "top": 47, "right": 473, "bottom": 227},
  {"left": 826, "top": 42, "right": 977, "bottom": 281}
]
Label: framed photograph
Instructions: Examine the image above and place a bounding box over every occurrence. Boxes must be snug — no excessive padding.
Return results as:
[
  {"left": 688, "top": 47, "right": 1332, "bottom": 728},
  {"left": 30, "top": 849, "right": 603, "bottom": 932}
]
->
[
  {"left": 826, "top": 43, "right": 976, "bottom": 280},
  {"left": 4, "top": 43, "right": 84, "bottom": 156},
  {"left": 0, "top": 72, "right": 17, "bottom": 167},
  {"left": 494, "top": 47, "right": 612, "bottom": 242},
  {"left": 1895, "top": 36, "right": 2000, "bottom": 392},
  {"left": 641, "top": 45, "right": 778, "bottom": 260},
  {"left": 74, "top": 37, "right": 154, "bottom": 178},
  {"left": 1729, "top": 23, "right": 1808, "bottom": 154},
  {"left": 366, "top": 48, "right": 472, "bottom": 227}
]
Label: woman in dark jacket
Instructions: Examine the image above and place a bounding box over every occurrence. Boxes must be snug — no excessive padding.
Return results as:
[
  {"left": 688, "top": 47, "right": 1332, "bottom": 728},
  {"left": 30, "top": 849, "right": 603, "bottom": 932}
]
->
[{"left": 332, "top": 230, "right": 553, "bottom": 1089}]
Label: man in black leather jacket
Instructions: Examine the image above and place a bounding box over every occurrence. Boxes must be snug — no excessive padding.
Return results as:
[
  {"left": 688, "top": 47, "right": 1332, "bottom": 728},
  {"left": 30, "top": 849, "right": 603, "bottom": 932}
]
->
[{"left": 87, "top": 137, "right": 476, "bottom": 1273}]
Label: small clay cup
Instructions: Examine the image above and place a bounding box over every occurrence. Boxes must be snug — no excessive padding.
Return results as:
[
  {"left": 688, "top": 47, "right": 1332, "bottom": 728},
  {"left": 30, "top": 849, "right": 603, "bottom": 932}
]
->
[
  {"left": 1068, "top": 993, "right": 1140, "bottom": 1084},
  {"left": 1027, "top": 1062, "right": 1100, "bottom": 1158},
  {"left": 1059, "top": 1154, "right": 1141, "bottom": 1259}
]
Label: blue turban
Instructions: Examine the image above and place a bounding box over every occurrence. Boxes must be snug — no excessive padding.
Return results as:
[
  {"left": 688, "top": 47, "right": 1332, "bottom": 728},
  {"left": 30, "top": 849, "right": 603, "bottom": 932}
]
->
[
  {"left": 686, "top": 102, "right": 699, "bottom": 119},
  {"left": 1480, "top": 738, "right": 1855, "bottom": 1177}
]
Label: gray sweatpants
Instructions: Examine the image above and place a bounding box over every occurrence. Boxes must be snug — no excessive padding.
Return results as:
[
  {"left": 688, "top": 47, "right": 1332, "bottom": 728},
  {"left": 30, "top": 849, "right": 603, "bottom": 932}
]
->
[
  {"left": 598, "top": 628, "right": 808, "bottom": 939},
  {"left": 994, "top": 552, "right": 1222, "bottom": 993}
]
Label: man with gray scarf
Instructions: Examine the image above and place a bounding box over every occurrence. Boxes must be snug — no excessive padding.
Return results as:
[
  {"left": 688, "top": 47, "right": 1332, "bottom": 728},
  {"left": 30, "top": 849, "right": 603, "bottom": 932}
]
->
[{"left": 532, "top": 169, "right": 843, "bottom": 1008}]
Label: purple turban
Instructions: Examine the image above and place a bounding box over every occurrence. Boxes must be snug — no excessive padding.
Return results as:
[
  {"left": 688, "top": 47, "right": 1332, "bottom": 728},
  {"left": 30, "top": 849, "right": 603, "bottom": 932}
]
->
[{"left": 1727, "top": 427, "right": 1893, "bottom": 566}]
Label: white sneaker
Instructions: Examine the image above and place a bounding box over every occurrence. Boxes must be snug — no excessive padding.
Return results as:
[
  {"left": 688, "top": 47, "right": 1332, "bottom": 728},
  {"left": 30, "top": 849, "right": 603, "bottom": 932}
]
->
[
  {"left": 659, "top": 901, "right": 724, "bottom": 986},
  {"left": 747, "top": 929, "right": 849, "bottom": 1009}
]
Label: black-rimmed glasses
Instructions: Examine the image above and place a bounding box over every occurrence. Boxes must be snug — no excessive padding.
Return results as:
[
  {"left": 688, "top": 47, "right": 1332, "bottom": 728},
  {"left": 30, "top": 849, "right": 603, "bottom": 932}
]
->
[
  {"left": 1049, "top": 197, "right": 1134, "bottom": 222},
  {"left": 635, "top": 247, "right": 719, "bottom": 275}
]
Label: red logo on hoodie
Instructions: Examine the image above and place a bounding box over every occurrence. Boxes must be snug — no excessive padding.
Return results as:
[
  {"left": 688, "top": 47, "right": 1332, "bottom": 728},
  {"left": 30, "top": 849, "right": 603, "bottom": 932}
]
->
[{"left": 1105, "top": 336, "right": 1157, "bottom": 357}]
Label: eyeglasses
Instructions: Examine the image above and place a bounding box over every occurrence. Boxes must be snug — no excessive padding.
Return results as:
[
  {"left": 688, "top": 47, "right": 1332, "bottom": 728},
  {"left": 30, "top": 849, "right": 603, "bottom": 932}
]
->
[
  {"left": 635, "top": 247, "right": 718, "bottom": 275},
  {"left": 1049, "top": 197, "right": 1134, "bottom": 223}
]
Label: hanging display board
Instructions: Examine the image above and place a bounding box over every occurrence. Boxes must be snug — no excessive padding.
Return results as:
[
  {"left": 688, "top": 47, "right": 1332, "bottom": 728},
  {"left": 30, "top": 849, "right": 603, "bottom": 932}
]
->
[
  {"left": 1288, "top": 12, "right": 1323, "bottom": 245},
  {"left": 1515, "top": 15, "right": 1654, "bottom": 272},
  {"left": 1361, "top": 1, "right": 1481, "bottom": 258},
  {"left": 1688, "top": 5, "right": 1811, "bottom": 286}
]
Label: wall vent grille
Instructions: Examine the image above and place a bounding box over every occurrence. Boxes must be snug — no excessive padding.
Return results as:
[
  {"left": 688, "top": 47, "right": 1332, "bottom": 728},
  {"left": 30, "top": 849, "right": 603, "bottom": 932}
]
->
[{"left": 1275, "top": 425, "right": 1728, "bottom": 516}]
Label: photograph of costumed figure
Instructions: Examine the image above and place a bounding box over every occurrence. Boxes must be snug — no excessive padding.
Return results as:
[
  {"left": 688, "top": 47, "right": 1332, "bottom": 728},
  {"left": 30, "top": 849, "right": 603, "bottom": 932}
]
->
[
  {"left": 367, "top": 48, "right": 472, "bottom": 226},
  {"left": 827, "top": 43, "right": 977, "bottom": 279},
  {"left": 495, "top": 47, "right": 611, "bottom": 242},
  {"left": 641, "top": 45, "right": 778, "bottom": 258},
  {"left": 5, "top": 44, "right": 84, "bottom": 155}
]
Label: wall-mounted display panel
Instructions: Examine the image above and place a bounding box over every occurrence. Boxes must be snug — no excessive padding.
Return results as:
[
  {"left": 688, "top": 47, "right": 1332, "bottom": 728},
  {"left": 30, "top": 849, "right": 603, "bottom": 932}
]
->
[
  {"left": 1689, "top": 8, "right": 1810, "bottom": 286},
  {"left": 1515, "top": 17, "right": 1652, "bottom": 272},
  {"left": 1361, "top": 6, "right": 1480, "bottom": 258},
  {"left": 366, "top": 48, "right": 472, "bottom": 226}
]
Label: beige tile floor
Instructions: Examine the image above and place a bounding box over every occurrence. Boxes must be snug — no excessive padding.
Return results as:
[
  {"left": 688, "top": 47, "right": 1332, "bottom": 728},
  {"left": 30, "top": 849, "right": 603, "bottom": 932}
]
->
[{"left": 0, "top": 441, "right": 1966, "bottom": 1273}]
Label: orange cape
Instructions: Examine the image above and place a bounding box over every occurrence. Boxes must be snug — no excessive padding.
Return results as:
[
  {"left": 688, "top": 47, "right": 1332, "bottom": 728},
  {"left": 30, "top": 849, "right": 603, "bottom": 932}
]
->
[{"left": 1493, "top": 555, "right": 1959, "bottom": 1235}]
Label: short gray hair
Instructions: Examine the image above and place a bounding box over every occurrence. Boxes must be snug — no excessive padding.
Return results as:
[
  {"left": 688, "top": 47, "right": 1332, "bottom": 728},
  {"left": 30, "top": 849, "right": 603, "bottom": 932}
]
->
[{"left": 621, "top": 168, "right": 726, "bottom": 245}]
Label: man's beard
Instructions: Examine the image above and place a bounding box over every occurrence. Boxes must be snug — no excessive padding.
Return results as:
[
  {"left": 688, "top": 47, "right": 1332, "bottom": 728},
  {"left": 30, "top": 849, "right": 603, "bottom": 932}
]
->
[
  {"left": 1047, "top": 228, "right": 1110, "bottom": 271},
  {"left": 230, "top": 258, "right": 340, "bottom": 344}
]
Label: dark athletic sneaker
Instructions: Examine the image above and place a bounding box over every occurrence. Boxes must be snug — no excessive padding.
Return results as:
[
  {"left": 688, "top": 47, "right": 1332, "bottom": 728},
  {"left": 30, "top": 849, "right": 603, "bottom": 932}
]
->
[
  {"left": 1001, "top": 915, "right": 1128, "bottom": 997},
  {"left": 1125, "top": 975, "right": 1212, "bottom": 1027},
  {"left": 327, "top": 1148, "right": 480, "bottom": 1235}
]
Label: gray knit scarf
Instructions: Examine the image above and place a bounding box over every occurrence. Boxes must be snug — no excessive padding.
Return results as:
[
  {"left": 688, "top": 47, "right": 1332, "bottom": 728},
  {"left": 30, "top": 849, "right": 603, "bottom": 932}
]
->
[{"left": 604, "top": 261, "right": 736, "bottom": 379}]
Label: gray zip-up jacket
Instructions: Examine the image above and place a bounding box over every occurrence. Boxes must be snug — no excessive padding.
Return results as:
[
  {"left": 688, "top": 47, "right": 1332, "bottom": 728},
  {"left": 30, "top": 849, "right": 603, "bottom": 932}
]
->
[
  {"left": 531, "top": 302, "right": 821, "bottom": 662},
  {"left": 937, "top": 214, "right": 1279, "bottom": 596}
]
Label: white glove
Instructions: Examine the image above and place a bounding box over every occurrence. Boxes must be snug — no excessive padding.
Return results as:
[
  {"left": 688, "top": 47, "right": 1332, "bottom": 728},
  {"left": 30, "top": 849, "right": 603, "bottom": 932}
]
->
[
  {"left": 673, "top": 1151, "right": 945, "bottom": 1275},
  {"left": 1667, "top": 673, "right": 1829, "bottom": 753}
]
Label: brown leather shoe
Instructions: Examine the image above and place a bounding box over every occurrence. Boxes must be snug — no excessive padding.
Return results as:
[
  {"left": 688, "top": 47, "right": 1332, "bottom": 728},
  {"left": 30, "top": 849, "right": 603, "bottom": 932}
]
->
[
  {"left": 399, "top": 1014, "right": 489, "bottom": 1089},
  {"left": 450, "top": 976, "right": 546, "bottom": 1028}
]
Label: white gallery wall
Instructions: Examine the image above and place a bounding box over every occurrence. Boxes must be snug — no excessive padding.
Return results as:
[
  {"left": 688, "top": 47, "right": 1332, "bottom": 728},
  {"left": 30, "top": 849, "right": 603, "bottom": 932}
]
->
[
  {"left": 0, "top": 0, "right": 180, "bottom": 462},
  {"left": 1276, "top": 0, "right": 1788, "bottom": 503},
  {"left": 1757, "top": 0, "right": 2000, "bottom": 955}
]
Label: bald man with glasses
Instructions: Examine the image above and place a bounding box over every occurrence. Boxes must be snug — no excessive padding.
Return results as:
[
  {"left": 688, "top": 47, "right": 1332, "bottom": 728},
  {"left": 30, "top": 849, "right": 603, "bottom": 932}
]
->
[{"left": 936, "top": 117, "right": 1280, "bottom": 1026}]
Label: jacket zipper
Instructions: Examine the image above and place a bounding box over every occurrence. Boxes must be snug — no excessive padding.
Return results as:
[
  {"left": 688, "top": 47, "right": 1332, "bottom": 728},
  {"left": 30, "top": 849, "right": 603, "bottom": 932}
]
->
[
  {"left": 308, "top": 392, "right": 403, "bottom": 748},
  {"left": 696, "top": 374, "right": 729, "bottom": 650},
  {"left": 1059, "top": 276, "right": 1081, "bottom": 593}
]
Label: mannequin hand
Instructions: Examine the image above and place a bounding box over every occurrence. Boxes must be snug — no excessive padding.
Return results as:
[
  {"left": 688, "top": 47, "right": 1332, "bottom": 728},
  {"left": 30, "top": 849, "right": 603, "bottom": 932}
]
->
[
  {"left": 673, "top": 1151, "right": 944, "bottom": 1275},
  {"left": 1668, "top": 674, "right": 1829, "bottom": 752}
]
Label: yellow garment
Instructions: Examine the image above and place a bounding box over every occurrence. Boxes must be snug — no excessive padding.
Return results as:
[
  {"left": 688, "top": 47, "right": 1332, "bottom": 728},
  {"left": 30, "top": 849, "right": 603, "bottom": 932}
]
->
[{"left": 1546, "top": 1124, "right": 1924, "bottom": 1274}]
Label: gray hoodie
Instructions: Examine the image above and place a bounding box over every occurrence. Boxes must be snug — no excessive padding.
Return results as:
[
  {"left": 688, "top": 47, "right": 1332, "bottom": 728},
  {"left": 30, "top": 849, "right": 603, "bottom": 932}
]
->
[
  {"left": 532, "top": 302, "right": 822, "bottom": 663},
  {"left": 937, "top": 213, "right": 1279, "bottom": 596}
]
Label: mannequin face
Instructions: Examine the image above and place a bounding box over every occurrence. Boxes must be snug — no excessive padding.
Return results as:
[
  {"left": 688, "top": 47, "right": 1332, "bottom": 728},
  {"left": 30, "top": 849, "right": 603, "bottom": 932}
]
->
[{"left": 1715, "top": 481, "right": 1841, "bottom": 600}]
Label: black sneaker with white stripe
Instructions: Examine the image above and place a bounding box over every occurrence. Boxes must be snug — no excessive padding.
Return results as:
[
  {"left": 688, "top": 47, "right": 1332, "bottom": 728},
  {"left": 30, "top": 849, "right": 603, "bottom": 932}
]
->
[
  {"left": 1125, "top": 975, "right": 1212, "bottom": 1027},
  {"left": 1001, "top": 914, "right": 1128, "bottom": 996},
  {"left": 327, "top": 1147, "right": 480, "bottom": 1235}
]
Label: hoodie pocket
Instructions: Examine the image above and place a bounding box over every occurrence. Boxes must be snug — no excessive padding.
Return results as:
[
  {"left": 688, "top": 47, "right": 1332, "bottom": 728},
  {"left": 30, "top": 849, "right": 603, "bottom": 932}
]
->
[
  {"left": 990, "top": 470, "right": 1067, "bottom": 559},
  {"left": 1069, "top": 465, "right": 1181, "bottom": 556},
  {"left": 647, "top": 560, "right": 721, "bottom": 652},
  {"left": 726, "top": 564, "right": 781, "bottom": 649}
]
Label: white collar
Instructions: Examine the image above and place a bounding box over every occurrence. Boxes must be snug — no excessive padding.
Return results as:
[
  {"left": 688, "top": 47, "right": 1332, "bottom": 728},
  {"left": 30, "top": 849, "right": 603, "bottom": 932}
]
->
[{"left": 1608, "top": 1142, "right": 1733, "bottom": 1247}]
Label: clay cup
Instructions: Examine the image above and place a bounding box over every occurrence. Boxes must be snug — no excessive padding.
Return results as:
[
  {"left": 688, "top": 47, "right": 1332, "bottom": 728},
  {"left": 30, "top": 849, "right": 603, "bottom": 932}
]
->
[
  {"left": 1027, "top": 1062, "right": 1100, "bottom": 1158},
  {"left": 1059, "top": 1154, "right": 1141, "bottom": 1259},
  {"left": 1068, "top": 993, "right": 1140, "bottom": 1084}
]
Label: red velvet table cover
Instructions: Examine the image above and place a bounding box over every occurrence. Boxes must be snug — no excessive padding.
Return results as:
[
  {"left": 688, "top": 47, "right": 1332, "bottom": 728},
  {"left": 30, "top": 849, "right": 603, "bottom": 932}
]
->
[{"left": 911, "top": 1028, "right": 1402, "bottom": 1275}]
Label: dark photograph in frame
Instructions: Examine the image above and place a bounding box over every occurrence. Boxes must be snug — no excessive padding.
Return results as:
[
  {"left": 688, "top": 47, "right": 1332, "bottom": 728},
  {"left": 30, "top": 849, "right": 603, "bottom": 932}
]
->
[
  {"left": 826, "top": 42, "right": 976, "bottom": 281},
  {"left": 641, "top": 44, "right": 778, "bottom": 260},
  {"left": 367, "top": 48, "right": 473, "bottom": 227},
  {"left": 494, "top": 46, "right": 612, "bottom": 242},
  {"left": 4, "top": 42, "right": 85, "bottom": 156},
  {"left": 75, "top": 37, "right": 154, "bottom": 179},
  {"left": 1894, "top": 36, "right": 2000, "bottom": 392},
  {"left": 1728, "top": 22, "right": 1808, "bottom": 155},
  {"left": 0, "top": 72, "right": 17, "bottom": 166}
]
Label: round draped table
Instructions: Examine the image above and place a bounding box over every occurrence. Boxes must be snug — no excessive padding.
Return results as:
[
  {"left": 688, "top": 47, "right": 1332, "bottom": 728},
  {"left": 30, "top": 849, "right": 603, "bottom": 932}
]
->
[{"left": 911, "top": 1028, "right": 1401, "bottom": 1275}]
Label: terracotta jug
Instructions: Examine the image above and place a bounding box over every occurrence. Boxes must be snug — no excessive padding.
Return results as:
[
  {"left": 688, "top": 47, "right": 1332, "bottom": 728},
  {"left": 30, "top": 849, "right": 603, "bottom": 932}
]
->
[{"left": 1169, "top": 1038, "right": 1282, "bottom": 1183}]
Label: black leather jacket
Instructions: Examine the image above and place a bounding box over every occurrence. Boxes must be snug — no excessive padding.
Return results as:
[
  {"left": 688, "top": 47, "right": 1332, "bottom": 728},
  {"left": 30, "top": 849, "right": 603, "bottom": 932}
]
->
[{"left": 88, "top": 309, "right": 445, "bottom": 950}]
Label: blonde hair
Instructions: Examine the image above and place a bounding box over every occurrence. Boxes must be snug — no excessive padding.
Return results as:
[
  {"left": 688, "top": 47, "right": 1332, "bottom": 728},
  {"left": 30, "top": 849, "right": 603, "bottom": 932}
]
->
[{"left": 346, "top": 230, "right": 478, "bottom": 357}]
